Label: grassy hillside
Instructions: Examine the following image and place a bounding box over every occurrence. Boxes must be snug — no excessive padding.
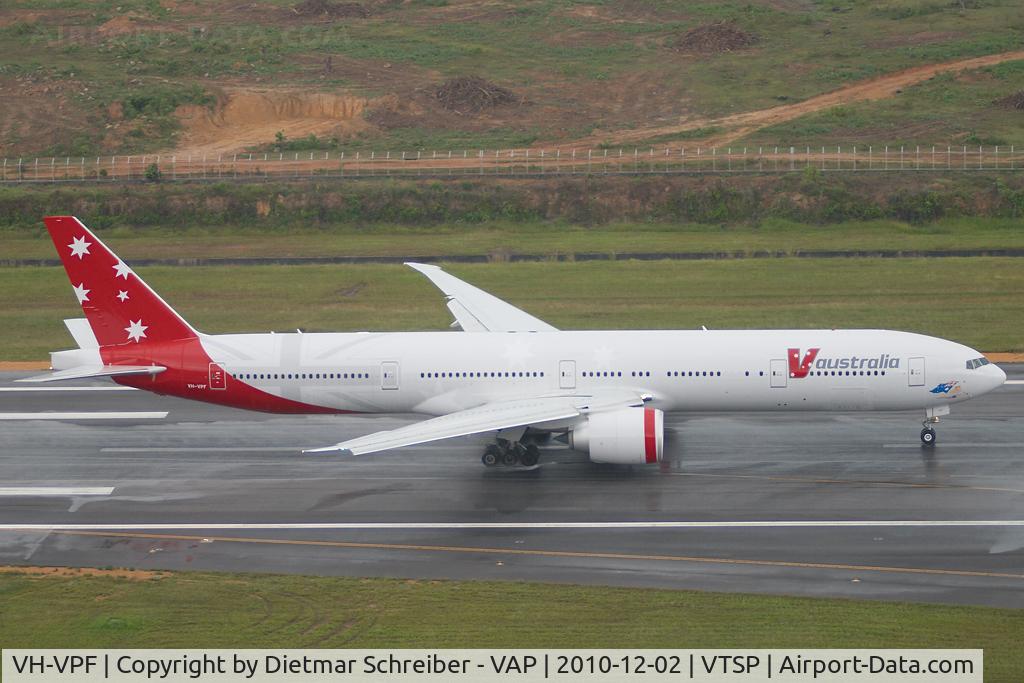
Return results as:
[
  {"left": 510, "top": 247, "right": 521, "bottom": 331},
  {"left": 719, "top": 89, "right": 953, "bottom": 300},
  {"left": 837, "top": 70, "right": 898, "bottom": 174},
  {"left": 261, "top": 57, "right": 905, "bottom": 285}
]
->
[
  {"left": 1, "top": 0, "right": 1022, "bottom": 156},
  {"left": 1, "top": 569, "right": 1021, "bottom": 679}
]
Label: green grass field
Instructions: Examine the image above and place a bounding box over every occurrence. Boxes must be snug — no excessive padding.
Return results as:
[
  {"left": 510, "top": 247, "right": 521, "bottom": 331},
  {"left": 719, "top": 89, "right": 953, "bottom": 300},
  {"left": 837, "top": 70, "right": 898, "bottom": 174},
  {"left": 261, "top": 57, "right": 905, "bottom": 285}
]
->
[
  {"left": 1, "top": 570, "right": 1021, "bottom": 678},
  {"left": 2, "top": 257, "right": 1021, "bottom": 360},
  {"left": 5, "top": 217, "right": 1024, "bottom": 261}
]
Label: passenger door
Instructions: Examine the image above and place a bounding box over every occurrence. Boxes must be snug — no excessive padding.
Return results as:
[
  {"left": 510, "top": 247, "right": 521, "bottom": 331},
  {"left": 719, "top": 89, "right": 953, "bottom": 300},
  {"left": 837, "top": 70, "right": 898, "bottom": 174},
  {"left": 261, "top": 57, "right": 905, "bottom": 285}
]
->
[
  {"left": 208, "top": 362, "right": 227, "bottom": 390},
  {"left": 770, "top": 359, "right": 787, "bottom": 388},
  {"left": 908, "top": 357, "right": 925, "bottom": 386},
  {"left": 381, "top": 361, "right": 399, "bottom": 390},
  {"left": 559, "top": 360, "right": 576, "bottom": 390}
]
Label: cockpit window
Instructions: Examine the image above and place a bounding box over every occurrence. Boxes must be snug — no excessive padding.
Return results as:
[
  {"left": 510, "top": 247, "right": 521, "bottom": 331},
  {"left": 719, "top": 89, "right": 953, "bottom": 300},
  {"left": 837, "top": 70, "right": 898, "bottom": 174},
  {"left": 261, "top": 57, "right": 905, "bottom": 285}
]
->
[{"left": 966, "top": 357, "right": 991, "bottom": 370}]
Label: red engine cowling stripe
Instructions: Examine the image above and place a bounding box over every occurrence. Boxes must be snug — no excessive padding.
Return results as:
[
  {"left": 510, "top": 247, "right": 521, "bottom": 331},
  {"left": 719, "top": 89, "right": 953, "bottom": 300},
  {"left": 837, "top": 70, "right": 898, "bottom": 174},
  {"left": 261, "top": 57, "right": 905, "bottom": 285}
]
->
[{"left": 643, "top": 408, "right": 657, "bottom": 463}]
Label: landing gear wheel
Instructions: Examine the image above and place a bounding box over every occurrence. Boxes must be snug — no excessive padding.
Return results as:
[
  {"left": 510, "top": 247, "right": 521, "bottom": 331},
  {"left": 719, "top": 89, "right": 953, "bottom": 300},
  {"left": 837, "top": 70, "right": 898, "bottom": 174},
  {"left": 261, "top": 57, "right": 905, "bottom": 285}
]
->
[
  {"left": 520, "top": 444, "right": 540, "bottom": 467},
  {"left": 482, "top": 445, "right": 501, "bottom": 467},
  {"left": 502, "top": 444, "right": 521, "bottom": 467},
  {"left": 920, "top": 427, "right": 936, "bottom": 446}
]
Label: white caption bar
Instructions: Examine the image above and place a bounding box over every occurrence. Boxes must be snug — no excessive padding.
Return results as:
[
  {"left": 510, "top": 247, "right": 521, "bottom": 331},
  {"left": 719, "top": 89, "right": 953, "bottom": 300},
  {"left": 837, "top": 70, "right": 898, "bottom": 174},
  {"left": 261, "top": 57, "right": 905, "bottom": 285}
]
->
[{"left": 1, "top": 649, "right": 982, "bottom": 682}]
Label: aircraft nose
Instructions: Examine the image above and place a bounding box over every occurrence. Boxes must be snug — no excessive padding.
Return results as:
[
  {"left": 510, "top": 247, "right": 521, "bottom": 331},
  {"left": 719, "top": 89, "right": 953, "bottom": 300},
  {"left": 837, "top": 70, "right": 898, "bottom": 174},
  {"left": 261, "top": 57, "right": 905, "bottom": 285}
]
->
[{"left": 993, "top": 364, "right": 1007, "bottom": 387}]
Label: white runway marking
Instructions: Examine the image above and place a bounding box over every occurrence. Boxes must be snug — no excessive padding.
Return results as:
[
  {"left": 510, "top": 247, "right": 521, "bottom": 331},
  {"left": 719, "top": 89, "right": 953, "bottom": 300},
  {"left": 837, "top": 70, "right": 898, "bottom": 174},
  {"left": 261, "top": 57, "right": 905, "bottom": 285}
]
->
[
  {"left": 0, "top": 386, "right": 137, "bottom": 392},
  {"left": 0, "top": 487, "right": 114, "bottom": 497},
  {"left": 883, "top": 443, "right": 1024, "bottom": 449},
  {"left": 0, "top": 412, "right": 167, "bottom": 420},
  {"left": 101, "top": 447, "right": 300, "bottom": 453},
  {"left": 1, "top": 520, "right": 1023, "bottom": 532},
  {"left": 1004, "top": 380, "right": 1024, "bottom": 385}
]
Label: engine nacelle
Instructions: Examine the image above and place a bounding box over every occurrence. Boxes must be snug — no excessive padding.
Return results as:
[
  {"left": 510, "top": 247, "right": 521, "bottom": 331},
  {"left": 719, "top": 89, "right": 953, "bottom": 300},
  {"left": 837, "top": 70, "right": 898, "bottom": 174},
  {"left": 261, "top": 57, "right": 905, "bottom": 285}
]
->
[{"left": 569, "top": 407, "right": 664, "bottom": 464}]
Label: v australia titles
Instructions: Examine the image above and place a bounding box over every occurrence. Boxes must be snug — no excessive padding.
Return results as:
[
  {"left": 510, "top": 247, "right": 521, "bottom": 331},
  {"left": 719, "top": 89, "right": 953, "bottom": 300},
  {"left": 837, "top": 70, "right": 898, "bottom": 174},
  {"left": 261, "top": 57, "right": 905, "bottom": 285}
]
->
[{"left": 789, "top": 348, "right": 901, "bottom": 378}]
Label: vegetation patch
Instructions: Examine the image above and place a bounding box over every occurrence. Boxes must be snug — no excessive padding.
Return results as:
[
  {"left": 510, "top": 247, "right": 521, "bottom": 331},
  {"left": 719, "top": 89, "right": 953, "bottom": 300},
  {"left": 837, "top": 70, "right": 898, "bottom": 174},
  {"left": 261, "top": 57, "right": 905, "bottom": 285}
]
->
[
  {"left": 435, "top": 76, "right": 521, "bottom": 114},
  {"left": 993, "top": 90, "right": 1024, "bottom": 110},
  {"left": 670, "top": 22, "right": 759, "bottom": 54},
  {"left": 291, "top": 0, "right": 370, "bottom": 19}
]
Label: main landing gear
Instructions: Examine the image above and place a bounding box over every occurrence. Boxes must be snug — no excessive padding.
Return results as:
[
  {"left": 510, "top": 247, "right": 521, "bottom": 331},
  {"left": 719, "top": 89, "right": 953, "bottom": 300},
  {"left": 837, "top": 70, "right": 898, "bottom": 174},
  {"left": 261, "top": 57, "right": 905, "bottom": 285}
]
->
[{"left": 482, "top": 438, "right": 541, "bottom": 468}]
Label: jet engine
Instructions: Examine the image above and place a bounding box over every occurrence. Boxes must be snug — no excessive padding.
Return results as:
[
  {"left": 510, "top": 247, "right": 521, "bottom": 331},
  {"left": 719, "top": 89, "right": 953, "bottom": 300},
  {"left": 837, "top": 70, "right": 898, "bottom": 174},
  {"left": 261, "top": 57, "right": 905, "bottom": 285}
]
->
[{"left": 569, "top": 407, "right": 664, "bottom": 464}]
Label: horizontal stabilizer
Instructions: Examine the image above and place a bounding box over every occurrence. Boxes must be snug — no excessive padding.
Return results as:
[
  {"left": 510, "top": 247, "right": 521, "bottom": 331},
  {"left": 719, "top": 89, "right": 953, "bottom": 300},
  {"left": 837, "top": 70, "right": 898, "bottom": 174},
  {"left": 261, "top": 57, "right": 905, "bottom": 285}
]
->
[{"left": 18, "top": 365, "right": 166, "bottom": 383}]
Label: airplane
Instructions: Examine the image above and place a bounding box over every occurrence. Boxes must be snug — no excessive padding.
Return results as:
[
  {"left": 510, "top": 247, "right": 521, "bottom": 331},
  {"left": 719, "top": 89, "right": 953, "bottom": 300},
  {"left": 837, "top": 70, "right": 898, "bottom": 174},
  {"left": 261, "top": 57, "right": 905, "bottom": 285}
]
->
[{"left": 23, "top": 216, "right": 1007, "bottom": 466}]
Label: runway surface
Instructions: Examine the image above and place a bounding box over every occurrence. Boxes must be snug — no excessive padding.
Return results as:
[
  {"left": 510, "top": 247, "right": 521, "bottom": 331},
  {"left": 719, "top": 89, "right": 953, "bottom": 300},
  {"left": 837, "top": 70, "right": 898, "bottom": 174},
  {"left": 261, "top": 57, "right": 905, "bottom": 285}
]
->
[{"left": 1, "top": 368, "right": 1021, "bottom": 607}]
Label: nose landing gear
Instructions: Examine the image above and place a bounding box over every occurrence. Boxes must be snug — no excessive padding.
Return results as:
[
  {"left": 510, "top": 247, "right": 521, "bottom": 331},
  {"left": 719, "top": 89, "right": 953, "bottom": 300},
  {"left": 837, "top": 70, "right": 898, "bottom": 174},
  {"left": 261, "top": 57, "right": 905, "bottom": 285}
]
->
[
  {"left": 481, "top": 438, "right": 541, "bottom": 468},
  {"left": 918, "top": 405, "right": 948, "bottom": 447}
]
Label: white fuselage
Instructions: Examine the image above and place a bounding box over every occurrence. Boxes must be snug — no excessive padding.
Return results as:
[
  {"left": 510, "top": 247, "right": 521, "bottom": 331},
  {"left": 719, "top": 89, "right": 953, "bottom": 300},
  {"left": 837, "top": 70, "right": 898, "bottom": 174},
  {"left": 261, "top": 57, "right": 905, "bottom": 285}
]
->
[{"left": 195, "top": 328, "right": 1005, "bottom": 416}]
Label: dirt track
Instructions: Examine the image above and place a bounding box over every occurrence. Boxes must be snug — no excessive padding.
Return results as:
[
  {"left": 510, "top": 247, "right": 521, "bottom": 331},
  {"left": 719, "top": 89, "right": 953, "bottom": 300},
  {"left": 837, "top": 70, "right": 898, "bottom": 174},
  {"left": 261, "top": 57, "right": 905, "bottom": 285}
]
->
[
  {"left": 161, "top": 50, "right": 1024, "bottom": 160},
  {"left": 566, "top": 50, "right": 1024, "bottom": 148}
]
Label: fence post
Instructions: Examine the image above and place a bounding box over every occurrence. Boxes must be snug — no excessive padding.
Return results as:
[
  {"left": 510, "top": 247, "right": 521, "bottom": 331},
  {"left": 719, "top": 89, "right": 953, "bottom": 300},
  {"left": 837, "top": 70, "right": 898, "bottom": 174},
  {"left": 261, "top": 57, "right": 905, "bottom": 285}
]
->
[
  {"left": 995, "top": 145, "right": 999, "bottom": 170},
  {"left": 979, "top": 145, "right": 983, "bottom": 170},
  {"left": 963, "top": 145, "right": 966, "bottom": 170}
]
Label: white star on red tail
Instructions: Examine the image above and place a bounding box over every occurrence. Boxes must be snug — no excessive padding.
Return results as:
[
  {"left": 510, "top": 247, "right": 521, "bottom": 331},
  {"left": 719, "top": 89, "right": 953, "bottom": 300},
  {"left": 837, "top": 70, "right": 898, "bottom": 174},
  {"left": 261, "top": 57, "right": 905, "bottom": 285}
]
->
[
  {"left": 124, "top": 319, "right": 148, "bottom": 343},
  {"left": 72, "top": 283, "right": 90, "bottom": 303},
  {"left": 116, "top": 290, "right": 129, "bottom": 302},
  {"left": 68, "top": 236, "right": 91, "bottom": 259},
  {"left": 113, "top": 261, "right": 132, "bottom": 279}
]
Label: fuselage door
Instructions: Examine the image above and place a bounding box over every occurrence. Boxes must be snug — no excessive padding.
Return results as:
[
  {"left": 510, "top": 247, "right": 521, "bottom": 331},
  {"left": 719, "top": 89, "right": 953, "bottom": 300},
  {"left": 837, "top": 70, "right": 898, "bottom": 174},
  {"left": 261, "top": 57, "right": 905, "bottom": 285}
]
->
[
  {"left": 381, "top": 361, "right": 399, "bottom": 390},
  {"left": 559, "top": 360, "right": 576, "bottom": 390},
  {"left": 209, "top": 362, "right": 227, "bottom": 390},
  {"left": 908, "top": 356, "right": 925, "bottom": 386},
  {"left": 770, "top": 359, "right": 787, "bottom": 388}
]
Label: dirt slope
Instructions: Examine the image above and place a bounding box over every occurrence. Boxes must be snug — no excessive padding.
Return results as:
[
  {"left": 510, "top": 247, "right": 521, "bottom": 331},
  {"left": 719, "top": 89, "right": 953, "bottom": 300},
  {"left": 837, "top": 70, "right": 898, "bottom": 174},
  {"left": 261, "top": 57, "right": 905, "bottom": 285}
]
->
[
  {"left": 566, "top": 50, "right": 1024, "bottom": 149},
  {"left": 174, "top": 89, "right": 378, "bottom": 156}
]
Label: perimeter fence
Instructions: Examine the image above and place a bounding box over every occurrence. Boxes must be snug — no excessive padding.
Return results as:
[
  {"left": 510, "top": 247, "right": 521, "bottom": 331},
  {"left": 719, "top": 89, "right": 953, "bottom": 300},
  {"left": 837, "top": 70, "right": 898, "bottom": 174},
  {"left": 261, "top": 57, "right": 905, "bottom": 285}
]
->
[{"left": 2, "top": 144, "right": 1022, "bottom": 184}]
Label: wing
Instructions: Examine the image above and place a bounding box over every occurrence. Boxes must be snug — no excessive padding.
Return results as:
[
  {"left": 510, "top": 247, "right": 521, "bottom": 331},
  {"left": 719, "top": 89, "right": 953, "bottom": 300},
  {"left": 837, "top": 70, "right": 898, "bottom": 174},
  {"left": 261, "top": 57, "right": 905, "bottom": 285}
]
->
[
  {"left": 406, "top": 262, "right": 558, "bottom": 333},
  {"left": 304, "top": 390, "right": 645, "bottom": 456}
]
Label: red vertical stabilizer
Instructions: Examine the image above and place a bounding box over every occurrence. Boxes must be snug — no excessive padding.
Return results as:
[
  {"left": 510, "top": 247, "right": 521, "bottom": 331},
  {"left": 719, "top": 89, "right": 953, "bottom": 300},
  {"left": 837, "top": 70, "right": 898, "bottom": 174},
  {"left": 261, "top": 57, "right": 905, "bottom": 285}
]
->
[{"left": 43, "top": 216, "right": 198, "bottom": 348}]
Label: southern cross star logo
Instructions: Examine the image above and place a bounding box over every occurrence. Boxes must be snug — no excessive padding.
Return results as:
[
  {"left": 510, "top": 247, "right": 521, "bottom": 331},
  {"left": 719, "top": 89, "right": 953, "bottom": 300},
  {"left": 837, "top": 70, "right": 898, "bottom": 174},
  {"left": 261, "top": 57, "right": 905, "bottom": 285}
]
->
[
  {"left": 113, "top": 261, "right": 132, "bottom": 279},
  {"left": 72, "top": 283, "right": 90, "bottom": 303},
  {"left": 68, "top": 236, "right": 91, "bottom": 259},
  {"left": 116, "top": 290, "right": 129, "bottom": 302},
  {"left": 124, "top": 319, "right": 148, "bottom": 343}
]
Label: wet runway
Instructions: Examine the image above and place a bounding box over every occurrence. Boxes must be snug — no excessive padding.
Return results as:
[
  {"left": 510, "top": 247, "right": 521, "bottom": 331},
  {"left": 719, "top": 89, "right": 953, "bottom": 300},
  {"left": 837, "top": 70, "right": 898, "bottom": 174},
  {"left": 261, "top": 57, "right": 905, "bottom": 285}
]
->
[{"left": 1, "top": 369, "right": 1022, "bottom": 607}]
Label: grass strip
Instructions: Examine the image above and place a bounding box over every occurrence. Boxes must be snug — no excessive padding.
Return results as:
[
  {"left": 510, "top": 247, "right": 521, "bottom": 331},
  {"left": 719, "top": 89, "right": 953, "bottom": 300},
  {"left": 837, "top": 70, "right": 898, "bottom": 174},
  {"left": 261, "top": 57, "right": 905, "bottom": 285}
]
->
[
  {"left": 0, "top": 568, "right": 1021, "bottom": 678},
  {"left": 1, "top": 258, "right": 1021, "bottom": 360}
]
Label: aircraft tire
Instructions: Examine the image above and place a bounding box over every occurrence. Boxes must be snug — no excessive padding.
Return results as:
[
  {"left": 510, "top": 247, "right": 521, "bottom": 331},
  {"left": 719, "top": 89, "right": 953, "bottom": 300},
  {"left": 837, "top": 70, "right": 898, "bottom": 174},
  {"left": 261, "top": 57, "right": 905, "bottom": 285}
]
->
[
  {"left": 920, "top": 427, "right": 936, "bottom": 446},
  {"left": 501, "top": 446, "right": 520, "bottom": 467}
]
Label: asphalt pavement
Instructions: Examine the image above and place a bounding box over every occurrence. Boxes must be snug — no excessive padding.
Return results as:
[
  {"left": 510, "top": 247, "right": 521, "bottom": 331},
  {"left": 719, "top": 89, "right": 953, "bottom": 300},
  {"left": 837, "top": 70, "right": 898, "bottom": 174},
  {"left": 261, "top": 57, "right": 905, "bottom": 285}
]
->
[{"left": 1, "top": 368, "right": 1021, "bottom": 607}]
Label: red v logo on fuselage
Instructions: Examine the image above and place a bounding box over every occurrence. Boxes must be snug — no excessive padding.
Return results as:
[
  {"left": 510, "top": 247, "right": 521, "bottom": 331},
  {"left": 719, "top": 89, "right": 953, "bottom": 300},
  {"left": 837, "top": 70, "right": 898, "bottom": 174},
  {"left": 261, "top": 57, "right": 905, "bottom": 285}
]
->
[{"left": 788, "top": 347, "right": 819, "bottom": 378}]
